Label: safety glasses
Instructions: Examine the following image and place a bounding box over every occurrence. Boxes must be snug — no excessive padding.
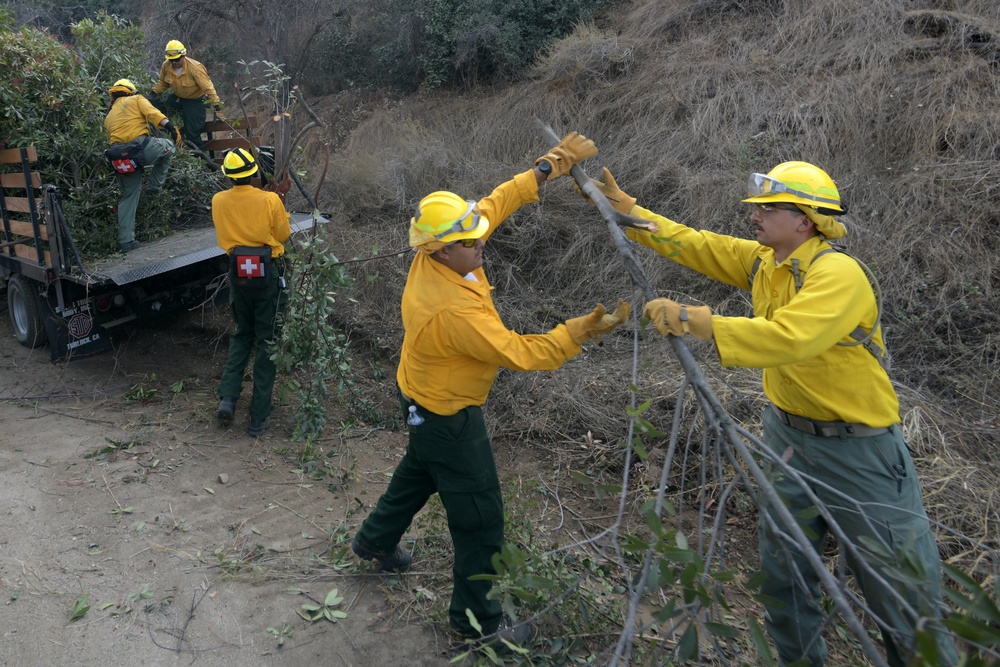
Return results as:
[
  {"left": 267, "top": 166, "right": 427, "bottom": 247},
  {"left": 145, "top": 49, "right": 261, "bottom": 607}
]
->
[
  {"left": 747, "top": 173, "right": 840, "bottom": 206},
  {"left": 451, "top": 238, "right": 478, "bottom": 248},
  {"left": 430, "top": 200, "right": 481, "bottom": 240},
  {"left": 752, "top": 203, "right": 803, "bottom": 215}
]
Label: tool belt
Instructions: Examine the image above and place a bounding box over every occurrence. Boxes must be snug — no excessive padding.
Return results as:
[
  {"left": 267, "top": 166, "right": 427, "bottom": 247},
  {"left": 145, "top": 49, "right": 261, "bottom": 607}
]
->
[
  {"left": 105, "top": 136, "right": 150, "bottom": 174},
  {"left": 770, "top": 404, "right": 891, "bottom": 438}
]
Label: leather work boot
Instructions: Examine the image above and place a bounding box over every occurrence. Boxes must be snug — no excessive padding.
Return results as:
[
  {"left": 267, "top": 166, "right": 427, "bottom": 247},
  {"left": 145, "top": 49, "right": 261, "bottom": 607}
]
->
[
  {"left": 351, "top": 536, "right": 412, "bottom": 572},
  {"left": 216, "top": 396, "right": 236, "bottom": 424},
  {"left": 247, "top": 416, "right": 271, "bottom": 437}
]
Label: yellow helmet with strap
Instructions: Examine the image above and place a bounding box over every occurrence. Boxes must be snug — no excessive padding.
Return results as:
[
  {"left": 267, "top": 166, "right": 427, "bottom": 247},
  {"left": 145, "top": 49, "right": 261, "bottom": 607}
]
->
[
  {"left": 165, "top": 40, "right": 187, "bottom": 60},
  {"left": 223, "top": 148, "right": 258, "bottom": 179},
  {"left": 108, "top": 78, "right": 137, "bottom": 95}
]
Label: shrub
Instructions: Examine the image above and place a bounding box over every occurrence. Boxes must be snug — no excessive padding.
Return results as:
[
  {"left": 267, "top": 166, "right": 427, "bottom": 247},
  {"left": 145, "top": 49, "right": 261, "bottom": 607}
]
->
[{"left": 305, "top": 0, "right": 609, "bottom": 92}]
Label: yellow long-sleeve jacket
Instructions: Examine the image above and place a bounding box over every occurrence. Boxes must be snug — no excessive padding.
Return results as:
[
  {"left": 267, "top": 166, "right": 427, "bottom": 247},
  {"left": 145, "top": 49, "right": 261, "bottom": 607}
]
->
[
  {"left": 397, "top": 170, "right": 582, "bottom": 416},
  {"left": 152, "top": 57, "right": 221, "bottom": 104},
  {"left": 626, "top": 207, "right": 899, "bottom": 427},
  {"left": 104, "top": 95, "right": 166, "bottom": 145},
  {"left": 212, "top": 186, "right": 290, "bottom": 258}
]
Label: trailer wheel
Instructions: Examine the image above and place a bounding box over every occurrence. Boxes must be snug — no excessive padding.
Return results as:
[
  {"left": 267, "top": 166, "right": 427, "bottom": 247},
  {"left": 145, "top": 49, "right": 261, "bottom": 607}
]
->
[{"left": 7, "top": 275, "right": 48, "bottom": 348}]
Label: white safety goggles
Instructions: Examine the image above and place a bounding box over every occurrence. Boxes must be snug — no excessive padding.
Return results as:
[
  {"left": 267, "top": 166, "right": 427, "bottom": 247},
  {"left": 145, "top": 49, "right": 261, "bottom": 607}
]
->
[{"left": 747, "top": 173, "right": 840, "bottom": 207}]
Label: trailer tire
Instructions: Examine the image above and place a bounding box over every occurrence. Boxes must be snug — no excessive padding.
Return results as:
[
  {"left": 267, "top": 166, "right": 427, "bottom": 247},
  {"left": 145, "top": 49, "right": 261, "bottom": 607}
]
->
[{"left": 7, "top": 275, "right": 48, "bottom": 348}]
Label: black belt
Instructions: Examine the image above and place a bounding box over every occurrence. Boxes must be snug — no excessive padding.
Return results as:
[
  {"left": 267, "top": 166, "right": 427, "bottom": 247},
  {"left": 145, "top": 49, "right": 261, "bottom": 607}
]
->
[{"left": 770, "top": 404, "right": 891, "bottom": 438}]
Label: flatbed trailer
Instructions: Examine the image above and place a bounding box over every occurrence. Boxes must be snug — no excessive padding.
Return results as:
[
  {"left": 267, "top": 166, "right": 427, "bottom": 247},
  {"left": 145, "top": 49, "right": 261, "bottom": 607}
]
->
[{"left": 1, "top": 145, "right": 313, "bottom": 360}]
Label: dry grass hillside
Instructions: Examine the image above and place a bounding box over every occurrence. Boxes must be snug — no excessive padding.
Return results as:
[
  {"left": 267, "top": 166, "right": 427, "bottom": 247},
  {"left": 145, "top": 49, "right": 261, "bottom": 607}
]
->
[{"left": 311, "top": 0, "right": 998, "bottom": 451}]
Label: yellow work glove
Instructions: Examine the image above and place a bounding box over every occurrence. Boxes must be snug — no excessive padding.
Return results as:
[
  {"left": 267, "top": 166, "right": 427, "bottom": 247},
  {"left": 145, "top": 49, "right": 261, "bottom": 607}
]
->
[
  {"left": 643, "top": 298, "right": 714, "bottom": 340},
  {"left": 162, "top": 120, "right": 183, "bottom": 147},
  {"left": 576, "top": 167, "right": 637, "bottom": 214},
  {"left": 565, "top": 299, "right": 631, "bottom": 344},
  {"left": 535, "top": 131, "right": 597, "bottom": 180}
]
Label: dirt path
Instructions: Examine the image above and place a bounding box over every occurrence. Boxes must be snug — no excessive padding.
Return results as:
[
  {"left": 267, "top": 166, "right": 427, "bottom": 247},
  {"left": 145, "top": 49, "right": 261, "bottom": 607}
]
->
[{"left": 0, "top": 308, "right": 449, "bottom": 666}]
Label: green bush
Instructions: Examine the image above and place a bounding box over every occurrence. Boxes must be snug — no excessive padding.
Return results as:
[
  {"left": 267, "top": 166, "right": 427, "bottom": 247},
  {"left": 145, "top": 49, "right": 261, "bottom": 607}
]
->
[{"left": 306, "top": 0, "right": 608, "bottom": 91}]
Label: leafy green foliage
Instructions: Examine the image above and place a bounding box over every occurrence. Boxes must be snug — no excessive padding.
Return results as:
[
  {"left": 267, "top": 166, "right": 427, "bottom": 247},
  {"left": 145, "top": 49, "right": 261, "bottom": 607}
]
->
[
  {"left": 273, "top": 222, "right": 355, "bottom": 443},
  {"left": 0, "top": 24, "right": 103, "bottom": 182},
  {"left": 306, "top": 0, "right": 608, "bottom": 91}
]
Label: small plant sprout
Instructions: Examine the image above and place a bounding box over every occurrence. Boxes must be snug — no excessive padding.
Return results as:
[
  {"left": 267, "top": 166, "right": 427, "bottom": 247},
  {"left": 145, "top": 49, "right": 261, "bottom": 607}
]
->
[
  {"left": 69, "top": 595, "right": 90, "bottom": 622},
  {"left": 296, "top": 588, "right": 348, "bottom": 623},
  {"left": 267, "top": 624, "right": 293, "bottom": 647}
]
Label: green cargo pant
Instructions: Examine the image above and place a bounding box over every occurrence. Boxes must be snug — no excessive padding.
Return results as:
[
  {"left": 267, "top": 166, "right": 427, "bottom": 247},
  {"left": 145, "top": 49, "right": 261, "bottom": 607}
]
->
[
  {"left": 152, "top": 93, "right": 208, "bottom": 149},
  {"left": 355, "top": 397, "right": 504, "bottom": 637},
  {"left": 758, "top": 407, "right": 957, "bottom": 667},
  {"left": 115, "top": 137, "right": 175, "bottom": 245},
  {"left": 217, "top": 265, "right": 286, "bottom": 420}
]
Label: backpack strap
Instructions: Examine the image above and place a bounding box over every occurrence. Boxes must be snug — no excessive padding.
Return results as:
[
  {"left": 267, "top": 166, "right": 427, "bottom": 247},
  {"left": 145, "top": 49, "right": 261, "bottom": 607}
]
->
[{"left": 747, "top": 247, "right": 890, "bottom": 369}]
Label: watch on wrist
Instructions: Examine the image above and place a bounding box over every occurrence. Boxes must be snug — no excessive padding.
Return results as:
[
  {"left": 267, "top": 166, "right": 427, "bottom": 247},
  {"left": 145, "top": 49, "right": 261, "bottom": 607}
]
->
[{"left": 537, "top": 160, "right": 552, "bottom": 178}]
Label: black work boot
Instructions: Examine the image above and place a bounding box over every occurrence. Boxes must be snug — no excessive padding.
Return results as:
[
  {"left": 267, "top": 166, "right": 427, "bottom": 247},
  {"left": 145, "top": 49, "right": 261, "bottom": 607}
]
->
[
  {"left": 216, "top": 396, "right": 236, "bottom": 424},
  {"left": 247, "top": 416, "right": 271, "bottom": 437},
  {"left": 351, "top": 536, "right": 412, "bottom": 571}
]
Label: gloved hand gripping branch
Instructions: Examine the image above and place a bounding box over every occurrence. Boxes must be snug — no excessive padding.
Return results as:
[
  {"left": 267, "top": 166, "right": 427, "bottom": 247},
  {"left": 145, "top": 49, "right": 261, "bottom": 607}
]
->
[
  {"left": 643, "top": 298, "right": 714, "bottom": 340},
  {"left": 577, "top": 167, "right": 637, "bottom": 215},
  {"left": 535, "top": 131, "right": 598, "bottom": 180},
  {"left": 162, "top": 120, "right": 182, "bottom": 147},
  {"left": 565, "top": 299, "right": 631, "bottom": 344}
]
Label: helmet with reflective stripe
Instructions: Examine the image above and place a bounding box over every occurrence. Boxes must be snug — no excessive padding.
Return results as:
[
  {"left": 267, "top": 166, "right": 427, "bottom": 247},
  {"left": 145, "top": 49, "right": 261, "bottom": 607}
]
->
[
  {"left": 165, "top": 40, "right": 187, "bottom": 60},
  {"left": 742, "top": 161, "right": 844, "bottom": 213},
  {"left": 410, "top": 191, "right": 489, "bottom": 246},
  {"left": 222, "top": 148, "right": 258, "bottom": 179},
  {"left": 108, "top": 78, "right": 137, "bottom": 96}
]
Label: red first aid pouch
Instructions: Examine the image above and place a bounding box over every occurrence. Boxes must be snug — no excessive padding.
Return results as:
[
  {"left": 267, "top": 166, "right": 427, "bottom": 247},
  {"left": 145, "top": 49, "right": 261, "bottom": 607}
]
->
[
  {"left": 230, "top": 246, "right": 272, "bottom": 289},
  {"left": 104, "top": 136, "right": 149, "bottom": 174}
]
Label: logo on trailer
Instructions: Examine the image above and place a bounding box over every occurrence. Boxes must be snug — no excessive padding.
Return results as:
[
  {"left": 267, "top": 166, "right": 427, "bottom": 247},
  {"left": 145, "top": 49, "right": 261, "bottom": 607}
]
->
[{"left": 68, "top": 313, "right": 93, "bottom": 339}]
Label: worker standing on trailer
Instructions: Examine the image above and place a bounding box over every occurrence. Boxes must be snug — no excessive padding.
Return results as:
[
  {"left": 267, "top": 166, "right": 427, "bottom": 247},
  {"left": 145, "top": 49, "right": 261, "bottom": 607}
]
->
[
  {"left": 151, "top": 40, "right": 222, "bottom": 151},
  {"left": 103, "top": 78, "right": 179, "bottom": 253}
]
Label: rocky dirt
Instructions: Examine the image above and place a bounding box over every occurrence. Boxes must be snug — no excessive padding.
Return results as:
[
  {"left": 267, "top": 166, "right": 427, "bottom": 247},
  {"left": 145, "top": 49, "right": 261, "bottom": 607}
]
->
[{"left": 0, "top": 304, "right": 452, "bottom": 666}]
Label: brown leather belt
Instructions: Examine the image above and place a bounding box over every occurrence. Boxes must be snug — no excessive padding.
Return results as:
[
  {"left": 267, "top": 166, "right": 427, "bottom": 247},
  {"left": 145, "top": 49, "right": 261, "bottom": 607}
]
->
[{"left": 770, "top": 404, "right": 891, "bottom": 438}]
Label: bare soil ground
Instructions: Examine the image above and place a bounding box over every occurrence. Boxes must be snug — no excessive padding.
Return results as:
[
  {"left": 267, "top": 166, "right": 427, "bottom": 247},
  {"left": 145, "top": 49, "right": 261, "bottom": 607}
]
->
[{"left": 0, "top": 303, "right": 451, "bottom": 666}]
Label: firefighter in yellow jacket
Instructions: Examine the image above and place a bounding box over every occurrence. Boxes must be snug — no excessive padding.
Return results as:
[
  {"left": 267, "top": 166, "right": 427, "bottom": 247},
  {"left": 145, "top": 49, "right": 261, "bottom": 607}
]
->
[
  {"left": 350, "top": 133, "right": 629, "bottom": 649},
  {"left": 212, "top": 148, "right": 290, "bottom": 437},
  {"left": 151, "top": 40, "right": 222, "bottom": 150},
  {"left": 104, "top": 78, "right": 179, "bottom": 252},
  {"left": 584, "top": 162, "right": 956, "bottom": 666}
]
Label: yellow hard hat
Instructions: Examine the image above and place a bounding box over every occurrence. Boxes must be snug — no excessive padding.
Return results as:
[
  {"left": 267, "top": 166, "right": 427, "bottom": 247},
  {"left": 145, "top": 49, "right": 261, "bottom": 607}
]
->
[
  {"left": 108, "top": 78, "right": 137, "bottom": 95},
  {"left": 222, "top": 148, "right": 258, "bottom": 179},
  {"left": 409, "top": 191, "right": 489, "bottom": 248},
  {"left": 743, "top": 161, "right": 848, "bottom": 239},
  {"left": 165, "top": 40, "right": 187, "bottom": 60},
  {"left": 743, "top": 161, "right": 843, "bottom": 211}
]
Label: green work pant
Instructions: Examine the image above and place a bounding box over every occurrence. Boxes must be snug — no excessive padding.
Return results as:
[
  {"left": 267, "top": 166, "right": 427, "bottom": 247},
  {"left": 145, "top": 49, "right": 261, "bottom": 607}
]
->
[
  {"left": 758, "top": 407, "right": 957, "bottom": 667},
  {"left": 153, "top": 93, "right": 208, "bottom": 149},
  {"left": 115, "top": 137, "right": 175, "bottom": 245},
  {"left": 355, "top": 398, "right": 504, "bottom": 637},
  {"left": 217, "top": 267, "right": 286, "bottom": 420}
]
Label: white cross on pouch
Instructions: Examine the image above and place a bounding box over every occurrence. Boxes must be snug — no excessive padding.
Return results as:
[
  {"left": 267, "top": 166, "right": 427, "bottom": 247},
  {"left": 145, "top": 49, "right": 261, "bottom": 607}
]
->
[{"left": 240, "top": 258, "right": 259, "bottom": 275}]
